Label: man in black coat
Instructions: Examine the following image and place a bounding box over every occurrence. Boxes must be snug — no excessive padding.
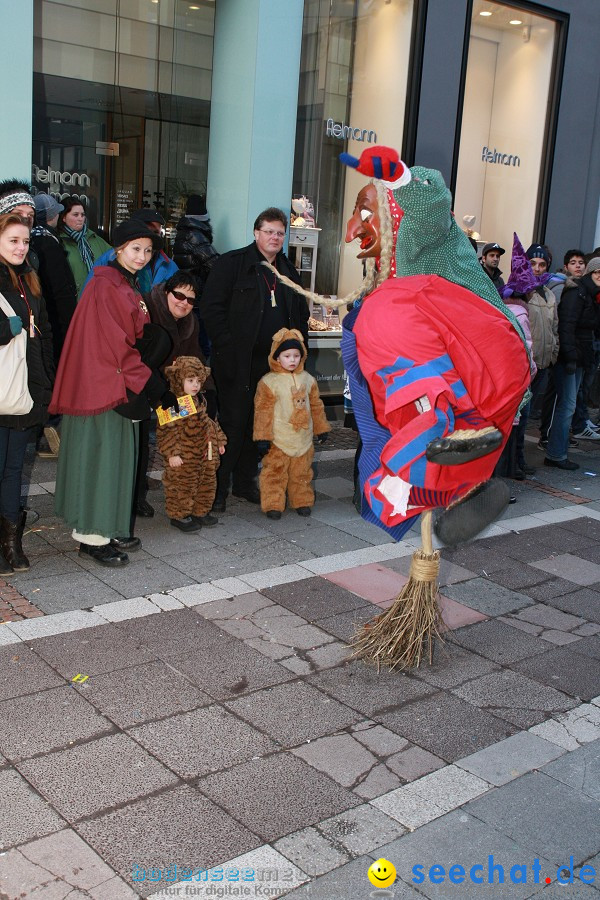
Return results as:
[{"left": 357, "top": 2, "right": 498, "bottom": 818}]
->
[{"left": 202, "top": 207, "right": 309, "bottom": 511}]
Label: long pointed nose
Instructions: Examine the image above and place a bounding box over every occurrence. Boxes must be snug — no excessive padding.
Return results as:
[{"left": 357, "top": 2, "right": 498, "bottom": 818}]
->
[{"left": 345, "top": 209, "right": 363, "bottom": 244}]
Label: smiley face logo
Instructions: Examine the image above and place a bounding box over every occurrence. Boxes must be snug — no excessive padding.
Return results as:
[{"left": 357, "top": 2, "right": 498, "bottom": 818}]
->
[{"left": 367, "top": 858, "right": 397, "bottom": 888}]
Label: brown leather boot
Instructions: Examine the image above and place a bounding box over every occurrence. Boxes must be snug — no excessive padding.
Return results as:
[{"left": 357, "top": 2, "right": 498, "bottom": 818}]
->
[{"left": 0, "top": 511, "right": 30, "bottom": 572}]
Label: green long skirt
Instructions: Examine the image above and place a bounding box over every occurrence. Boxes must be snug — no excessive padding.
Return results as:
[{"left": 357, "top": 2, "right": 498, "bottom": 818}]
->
[{"left": 55, "top": 411, "right": 139, "bottom": 538}]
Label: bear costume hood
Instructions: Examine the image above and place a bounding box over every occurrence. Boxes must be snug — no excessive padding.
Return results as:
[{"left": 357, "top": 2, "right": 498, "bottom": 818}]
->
[
  {"left": 164, "top": 356, "right": 211, "bottom": 396},
  {"left": 268, "top": 328, "right": 307, "bottom": 375}
]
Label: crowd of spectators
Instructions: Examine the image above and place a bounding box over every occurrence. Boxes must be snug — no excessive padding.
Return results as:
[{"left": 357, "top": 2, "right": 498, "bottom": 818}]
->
[{"left": 0, "top": 174, "right": 598, "bottom": 573}]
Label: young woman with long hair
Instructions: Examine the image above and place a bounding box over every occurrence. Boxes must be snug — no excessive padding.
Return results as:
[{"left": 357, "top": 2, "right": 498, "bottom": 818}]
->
[{"left": 0, "top": 213, "right": 54, "bottom": 573}]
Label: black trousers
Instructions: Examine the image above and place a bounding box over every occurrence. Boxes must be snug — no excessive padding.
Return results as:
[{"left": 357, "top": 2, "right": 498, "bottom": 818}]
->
[{"left": 213, "top": 357, "right": 268, "bottom": 496}]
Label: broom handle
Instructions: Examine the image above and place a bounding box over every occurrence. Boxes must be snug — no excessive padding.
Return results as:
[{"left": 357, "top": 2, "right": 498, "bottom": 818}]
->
[{"left": 421, "top": 511, "right": 433, "bottom": 555}]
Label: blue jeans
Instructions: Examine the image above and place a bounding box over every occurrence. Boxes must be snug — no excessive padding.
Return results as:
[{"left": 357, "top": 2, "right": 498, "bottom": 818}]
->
[
  {"left": 0, "top": 427, "right": 32, "bottom": 523},
  {"left": 546, "top": 364, "right": 583, "bottom": 462}
]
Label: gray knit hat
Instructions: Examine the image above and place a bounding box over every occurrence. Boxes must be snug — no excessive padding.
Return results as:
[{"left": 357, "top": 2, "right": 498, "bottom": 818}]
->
[{"left": 585, "top": 257, "right": 600, "bottom": 275}]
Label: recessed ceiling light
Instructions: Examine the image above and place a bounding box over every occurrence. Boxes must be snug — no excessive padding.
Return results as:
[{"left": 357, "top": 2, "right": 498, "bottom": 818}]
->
[
  {"left": 479, "top": 10, "right": 492, "bottom": 16},
  {"left": 509, "top": 19, "right": 523, "bottom": 25}
]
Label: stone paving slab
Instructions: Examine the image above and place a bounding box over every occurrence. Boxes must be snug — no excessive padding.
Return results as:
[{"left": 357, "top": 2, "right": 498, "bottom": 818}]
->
[
  {"left": 224, "top": 680, "right": 361, "bottom": 747},
  {"left": 0, "top": 768, "right": 64, "bottom": 849},
  {"left": 456, "top": 731, "right": 565, "bottom": 786},
  {"left": 465, "top": 769, "right": 600, "bottom": 865},
  {"left": 412, "top": 643, "right": 499, "bottom": 689},
  {"left": 540, "top": 739, "right": 600, "bottom": 800},
  {"left": 442, "top": 578, "right": 533, "bottom": 616},
  {"left": 530, "top": 705, "right": 600, "bottom": 750},
  {"left": 262, "top": 576, "right": 370, "bottom": 621},
  {"left": 512, "top": 646, "right": 600, "bottom": 701},
  {"left": 531, "top": 554, "right": 600, "bottom": 586},
  {"left": 450, "top": 619, "right": 554, "bottom": 665},
  {"left": 17, "top": 732, "right": 179, "bottom": 822},
  {"left": 308, "top": 659, "right": 436, "bottom": 718},
  {"left": 78, "top": 660, "right": 212, "bottom": 728},
  {"left": 129, "top": 705, "right": 277, "bottom": 778},
  {"left": 452, "top": 670, "right": 577, "bottom": 729},
  {"left": 0, "top": 643, "right": 65, "bottom": 700},
  {"left": 542, "top": 586, "right": 600, "bottom": 622},
  {"left": 15, "top": 570, "right": 127, "bottom": 612},
  {"left": 76, "top": 786, "right": 261, "bottom": 898},
  {"left": 198, "top": 753, "right": 360, "bottom": 842},
  {"left": 114, "top": 608, "right": 231, "bottom": 659},
  {"left": 0, "top": 829, "right": 136, "bottom": 898},
  {"left": 378, "top": 692, "right": 516, "bottom": 762},
  {"left": 0, "top": 686, "right": 114, "bottom": 761},
  {"left": 168, "top": 639, "right": 294, "bottom": 700},
  {"left": 29, "top": 622, "right": 158, "bottom": 678}
]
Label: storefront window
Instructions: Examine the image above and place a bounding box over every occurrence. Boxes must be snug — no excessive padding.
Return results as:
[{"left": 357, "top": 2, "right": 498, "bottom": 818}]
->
[
  {"left": 32, "top": 0, "right": 214, "bottom": 237},
  {"left": 454, "top": 0, "right": 557, "bottom": 256},
  {"left": 293, "top": 0, "right": 415, "bottom": 299}
]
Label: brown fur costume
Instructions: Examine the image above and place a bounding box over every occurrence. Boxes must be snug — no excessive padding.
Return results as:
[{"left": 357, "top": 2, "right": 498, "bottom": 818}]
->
[
  {"left": 254, "top": 329, "right": 330, "bottom": 512},
  {"left": 157, "top": 357, "right": 226, "bottom": 519}
]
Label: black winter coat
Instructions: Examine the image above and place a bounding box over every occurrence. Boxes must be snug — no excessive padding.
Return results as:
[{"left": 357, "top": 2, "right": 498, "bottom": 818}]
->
[
  {"left": 30, "top": 225, "right": 77, "bottom": 364},
  {"left": 172, "top": 215, "right": 219, "bottom": 292},
  {"left": 202, "top": 241, "right": 308, "bottom": 395},
  {"left": 557, "top": 274, "right": 600, "bottom": 369},
  {"left": 0, "top": 261, "right": 55, "bottom": 430}
]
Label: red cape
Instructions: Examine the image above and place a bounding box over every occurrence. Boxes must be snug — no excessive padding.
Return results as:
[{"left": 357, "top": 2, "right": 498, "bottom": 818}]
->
[{"left": 49, "top": 266, "right": 151, "bottom": 416}]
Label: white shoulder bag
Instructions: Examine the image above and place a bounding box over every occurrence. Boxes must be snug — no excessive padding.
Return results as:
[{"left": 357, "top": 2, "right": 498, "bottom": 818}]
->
[{"left": 0, "top": 291, "right": 34, "bottom": 416}]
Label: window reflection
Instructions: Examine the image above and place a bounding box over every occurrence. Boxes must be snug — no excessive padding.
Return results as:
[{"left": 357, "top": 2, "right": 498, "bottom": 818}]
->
[{"left": 454, "top": 0, "right": 557, "bottom": 254}]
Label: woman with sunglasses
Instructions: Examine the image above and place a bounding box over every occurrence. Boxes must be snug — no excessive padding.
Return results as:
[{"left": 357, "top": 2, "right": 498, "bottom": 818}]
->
[{"left": 134, "top": 271, "right": 215, "bottom": 517}]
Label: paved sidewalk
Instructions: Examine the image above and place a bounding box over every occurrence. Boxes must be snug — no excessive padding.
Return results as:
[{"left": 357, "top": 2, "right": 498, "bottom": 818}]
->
[{"left": 1, "top": 429, "right": 600, "bottom": 898}]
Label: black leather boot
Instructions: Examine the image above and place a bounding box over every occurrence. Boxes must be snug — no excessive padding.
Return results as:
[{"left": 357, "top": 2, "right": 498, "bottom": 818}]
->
[
  {"left": 0, "top": 511, "right": 30, "bottom": 572},
  {"left": 0, "top": 544, "right": 12, "bottom": 576}
]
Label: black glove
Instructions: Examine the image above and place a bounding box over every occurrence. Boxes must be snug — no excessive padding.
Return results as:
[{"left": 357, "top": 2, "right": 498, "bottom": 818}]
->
[
  {"left": 316, "top": 433, "right": 329, "bottom": 444},
  {"left": 160, "top": 390, "right": 180, "bottom": 413},
  {"left": 256, "top": 440, "right": 271, "bottom": 458},
  {"left": 144, "top": 371, "right": 167, "bottom": 406},
  {"left": 564, "top": 362, "right": 577, "bottom": 376}
]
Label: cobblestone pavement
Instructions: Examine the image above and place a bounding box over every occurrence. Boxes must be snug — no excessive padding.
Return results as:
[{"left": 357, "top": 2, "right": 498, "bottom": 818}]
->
[{"left": 1, "top": 428, "right": 600, "bottom": 898}]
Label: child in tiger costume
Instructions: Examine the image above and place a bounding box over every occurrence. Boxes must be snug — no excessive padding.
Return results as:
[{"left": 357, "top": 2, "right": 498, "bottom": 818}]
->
[
  {"left": 253, "top": 328, "right": 330, "bottom": 519},
  {"left": 157, "top": 356, "right": 227, "bottom": 532}
]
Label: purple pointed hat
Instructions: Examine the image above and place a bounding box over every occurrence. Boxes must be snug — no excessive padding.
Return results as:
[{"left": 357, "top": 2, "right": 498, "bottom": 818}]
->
[{"left": 502, "top": 233, "right": 541, "bottom": 298}]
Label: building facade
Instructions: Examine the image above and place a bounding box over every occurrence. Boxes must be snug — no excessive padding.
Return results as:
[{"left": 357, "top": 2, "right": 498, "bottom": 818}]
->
[{"left": 2, "top": 0, "right": 599, "bottom": 292}]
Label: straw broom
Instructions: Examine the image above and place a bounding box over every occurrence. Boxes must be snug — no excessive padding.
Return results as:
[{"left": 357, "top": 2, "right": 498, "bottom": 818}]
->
[{"left": 350, "top": 511, "right": 443, "bottom": 671}]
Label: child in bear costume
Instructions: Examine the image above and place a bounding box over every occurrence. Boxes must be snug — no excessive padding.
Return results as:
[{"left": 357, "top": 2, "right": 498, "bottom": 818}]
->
[
  {"left": 157, "top": 356, "right": 227, "bottom": 532},
  {"left": 254, "top": 329, "right": 330, "bottom": 519}
]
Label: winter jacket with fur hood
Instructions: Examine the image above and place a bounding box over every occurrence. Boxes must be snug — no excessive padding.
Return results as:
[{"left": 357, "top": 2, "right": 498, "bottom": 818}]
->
[{"left": 253, "top": 329, "right": 330, "bottom": 458}]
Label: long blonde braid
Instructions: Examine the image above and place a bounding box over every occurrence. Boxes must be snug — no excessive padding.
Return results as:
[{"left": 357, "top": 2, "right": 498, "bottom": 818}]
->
[{"left": 264, "top": 179, "right": 395, "bottom": 309}]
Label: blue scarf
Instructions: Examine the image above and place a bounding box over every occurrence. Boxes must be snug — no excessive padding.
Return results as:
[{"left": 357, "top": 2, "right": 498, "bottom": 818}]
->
[{"left": 62, "top": 222, "right": 95, "bottom": 272}]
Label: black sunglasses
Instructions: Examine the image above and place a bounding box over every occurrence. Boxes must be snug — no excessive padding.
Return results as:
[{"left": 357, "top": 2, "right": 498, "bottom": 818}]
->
[{"left": 170, "top": 289, "right": 196, "bottom": 305}]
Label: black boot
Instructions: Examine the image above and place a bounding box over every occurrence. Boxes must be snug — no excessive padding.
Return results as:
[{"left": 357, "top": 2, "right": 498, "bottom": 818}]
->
[
  {"left": 0, "top": 544, "right": 12, "bottom": 576},
  {"left": 0, "top": 511, "right": 30, "bottom": 572},
  {"left": 434, "top": 480, "right": 510, "bottom": 547}
]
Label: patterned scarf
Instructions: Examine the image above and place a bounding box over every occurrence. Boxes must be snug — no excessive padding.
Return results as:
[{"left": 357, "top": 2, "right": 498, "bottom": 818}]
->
[{"left": 62, "top": 222, "right": 95, "bottom": 272}]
